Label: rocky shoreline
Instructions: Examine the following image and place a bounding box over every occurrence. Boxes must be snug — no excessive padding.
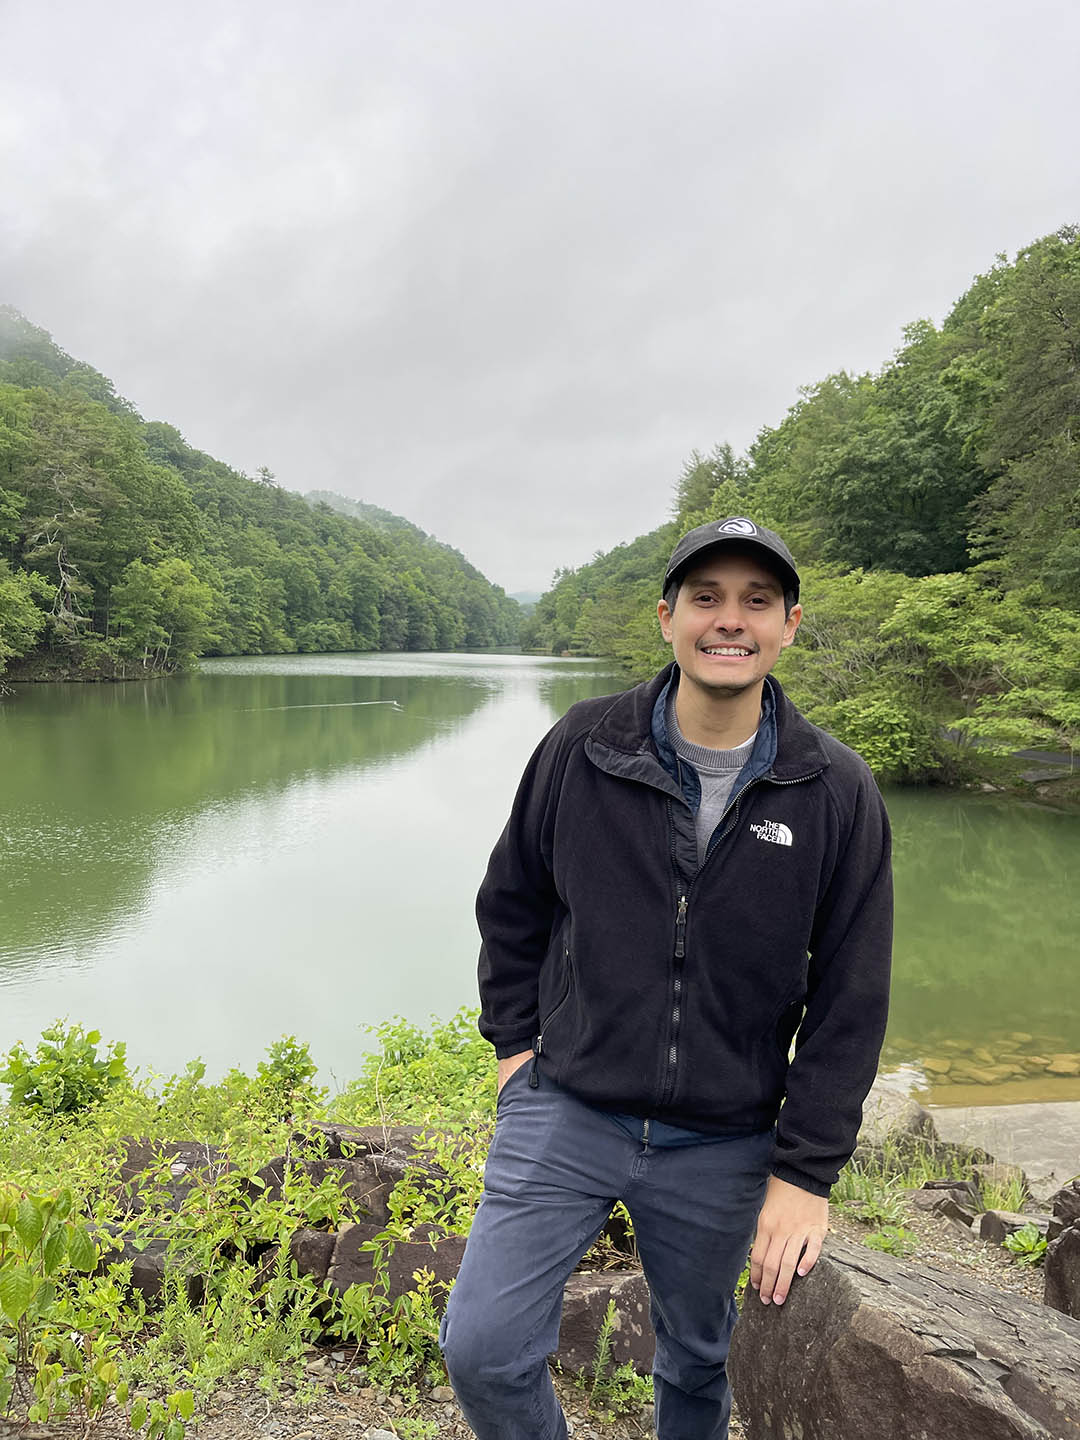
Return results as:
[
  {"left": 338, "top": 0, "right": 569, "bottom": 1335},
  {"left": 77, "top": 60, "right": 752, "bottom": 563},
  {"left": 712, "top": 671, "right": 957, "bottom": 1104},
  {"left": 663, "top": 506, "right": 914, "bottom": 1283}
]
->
[{"left": 3, "top": 1089, "right": 1077, "bottom": 1440}]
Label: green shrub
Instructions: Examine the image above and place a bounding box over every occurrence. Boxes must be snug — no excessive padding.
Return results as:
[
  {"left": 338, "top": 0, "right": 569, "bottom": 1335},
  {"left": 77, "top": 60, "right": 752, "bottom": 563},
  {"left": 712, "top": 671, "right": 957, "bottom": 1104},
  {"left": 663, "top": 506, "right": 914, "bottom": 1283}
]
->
[
  {"left": 1, "top": 1022, "right": 128, "bottom": 1115},
  {"left": 864, "top": 1226, "right": 916, "bottom": 1257}
]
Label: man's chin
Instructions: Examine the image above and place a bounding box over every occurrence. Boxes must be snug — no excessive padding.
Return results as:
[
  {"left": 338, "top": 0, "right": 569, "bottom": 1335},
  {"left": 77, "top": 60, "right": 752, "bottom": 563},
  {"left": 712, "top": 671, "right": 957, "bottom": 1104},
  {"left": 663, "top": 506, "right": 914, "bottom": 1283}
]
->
[{"left": 693, "top": 672, "right": 758, "bottom": 698}]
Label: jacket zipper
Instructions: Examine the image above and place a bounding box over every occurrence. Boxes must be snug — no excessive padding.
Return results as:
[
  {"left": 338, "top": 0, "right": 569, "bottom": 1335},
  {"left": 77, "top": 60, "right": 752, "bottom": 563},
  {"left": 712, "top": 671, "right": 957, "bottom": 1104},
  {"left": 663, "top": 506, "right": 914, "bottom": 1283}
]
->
[
  {"left": 658, "top": 768, "right": 823, "bottom": 1109},
  {"left": 530, "top": 943, "right": 573, "bottom": 1088}
]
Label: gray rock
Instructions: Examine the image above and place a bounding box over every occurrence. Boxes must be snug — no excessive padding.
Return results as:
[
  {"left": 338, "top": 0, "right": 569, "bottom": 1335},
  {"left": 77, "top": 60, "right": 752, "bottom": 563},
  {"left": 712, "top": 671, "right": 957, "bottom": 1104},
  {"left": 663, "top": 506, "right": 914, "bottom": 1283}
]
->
[
  {"left": 254, "top": 1156, "right": 397, "bottom": 1224},
  {"left": 857, "top": 1078, "right": 936, "bottom": 1149},
  {"left": 295, "top": 1121, "right": 427, "bottom": 1159},
  {"left": 978, "top": 1209, "right": 1051, "bottom": 1244},
  {"left": 288, "top": 1227, "right": 337, "bottom": 1283},
  {"left": 113, "top": 1138, "right": 232, "bottom": 1216},
  {"left": 929, "top": 1101, "right": 1080, "bottom": 1190},
  {"left": 555, "top": 1270, "right": 654, "bottom": 1377},
  {"left": 729, "top": 1234, "right": 1080, "bottom": 1439},
  {"left": 95, "top": 1233, "right": 204, "bottom": 1306},
  {"left": 1045, "top": 1222, "right": 1080, "bottom": 1321},
  {"left": 325, "top": 1222, "right": 466, "bottom": 1306},
  {"left": 1048, "top": 1179, "right": 1080, "bottom": 1240},
  {"left": 908, "top": 1178, "right": 983, "bottom": 1214}
]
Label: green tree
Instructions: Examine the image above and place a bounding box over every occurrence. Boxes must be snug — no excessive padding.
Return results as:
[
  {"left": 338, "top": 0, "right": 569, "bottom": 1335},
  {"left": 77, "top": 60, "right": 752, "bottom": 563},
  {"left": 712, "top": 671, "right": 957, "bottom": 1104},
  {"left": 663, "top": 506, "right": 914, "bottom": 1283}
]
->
[{"left": 0, "top": 561, "right": 51, "bottom": 676}]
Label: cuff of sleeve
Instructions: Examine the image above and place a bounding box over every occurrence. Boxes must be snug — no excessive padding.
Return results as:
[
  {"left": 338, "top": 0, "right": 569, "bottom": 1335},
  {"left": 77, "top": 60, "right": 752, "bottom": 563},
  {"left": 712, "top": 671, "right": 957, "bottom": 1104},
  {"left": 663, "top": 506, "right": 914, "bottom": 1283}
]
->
[
  {"left": 494, "top": 1037, "right": 535, "bottom": 1060},
  {"left": 770, "top": 1163, "right": 832, "bottom": 1199}
]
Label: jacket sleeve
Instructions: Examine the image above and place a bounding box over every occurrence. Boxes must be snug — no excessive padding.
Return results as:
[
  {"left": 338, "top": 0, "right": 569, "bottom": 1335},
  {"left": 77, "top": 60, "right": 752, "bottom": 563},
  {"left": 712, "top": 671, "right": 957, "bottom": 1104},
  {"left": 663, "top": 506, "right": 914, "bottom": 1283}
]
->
[
  {"left": 476, "top": 719, "right": 572, "bottom": 1059},
  {"left": 770, "top": 763, "right": 893, "bottom": 1197}
]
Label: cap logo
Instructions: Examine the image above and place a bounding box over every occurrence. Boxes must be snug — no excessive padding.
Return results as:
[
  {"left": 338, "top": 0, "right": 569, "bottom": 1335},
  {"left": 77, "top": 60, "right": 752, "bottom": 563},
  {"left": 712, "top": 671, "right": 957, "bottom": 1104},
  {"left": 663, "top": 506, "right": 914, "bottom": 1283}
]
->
[{"left": 717, "top": 518, "right": 757, "bottom": 536}]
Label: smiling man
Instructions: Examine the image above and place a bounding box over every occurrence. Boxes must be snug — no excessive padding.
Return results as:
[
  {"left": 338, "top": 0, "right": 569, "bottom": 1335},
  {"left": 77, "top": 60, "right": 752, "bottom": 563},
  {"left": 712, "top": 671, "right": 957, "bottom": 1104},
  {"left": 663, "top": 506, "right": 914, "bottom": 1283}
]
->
[{"left": 440, "top": 517, "right": 893, "bottom": 1440}]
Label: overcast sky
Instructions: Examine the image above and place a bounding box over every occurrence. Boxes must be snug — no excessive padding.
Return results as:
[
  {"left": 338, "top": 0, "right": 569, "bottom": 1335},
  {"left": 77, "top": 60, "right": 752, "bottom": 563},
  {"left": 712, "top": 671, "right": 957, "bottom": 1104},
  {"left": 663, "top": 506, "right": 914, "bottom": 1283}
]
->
[{"left": 2, "top": 2, "right": 1077, "bottom": 592}]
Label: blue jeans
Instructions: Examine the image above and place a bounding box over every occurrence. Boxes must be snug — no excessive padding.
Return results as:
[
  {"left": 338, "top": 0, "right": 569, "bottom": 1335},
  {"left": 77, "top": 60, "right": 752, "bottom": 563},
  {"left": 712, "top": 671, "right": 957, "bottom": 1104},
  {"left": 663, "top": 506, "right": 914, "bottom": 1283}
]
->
[{"left": 440, "top": 1066, "right": 773, "bottom": 1440}]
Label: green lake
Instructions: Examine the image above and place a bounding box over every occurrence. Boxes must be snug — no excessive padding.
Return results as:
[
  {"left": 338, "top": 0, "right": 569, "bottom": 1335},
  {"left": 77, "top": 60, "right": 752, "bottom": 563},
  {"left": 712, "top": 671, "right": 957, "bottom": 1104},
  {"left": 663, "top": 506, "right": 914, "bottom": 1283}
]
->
[{"left": 2, "top": 652, "right": 1078, "bottom": 1105}]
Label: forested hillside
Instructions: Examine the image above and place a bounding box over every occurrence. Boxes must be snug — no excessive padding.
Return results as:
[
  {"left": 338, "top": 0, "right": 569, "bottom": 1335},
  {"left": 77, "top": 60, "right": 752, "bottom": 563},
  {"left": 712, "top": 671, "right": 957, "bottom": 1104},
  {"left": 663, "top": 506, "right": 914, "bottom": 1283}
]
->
[
  {"left": 523, "top": 226, "right": 1080, "bottom": 782},
  {"left": 0, "top": 310, "right": 519, "bottom": 681}
]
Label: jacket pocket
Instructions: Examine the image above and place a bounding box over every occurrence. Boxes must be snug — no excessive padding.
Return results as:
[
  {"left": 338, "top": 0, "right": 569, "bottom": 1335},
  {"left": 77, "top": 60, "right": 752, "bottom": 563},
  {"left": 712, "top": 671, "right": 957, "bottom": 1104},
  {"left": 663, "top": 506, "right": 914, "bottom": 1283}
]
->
[
  {"left": 537, "top": 938, "right": 575, "bottom": 1054},
  {"left": 757, "top": 994, "right": 804, "bottom": 1097},
  {"left": 774, "top": 997, "right": 804, "bottom": 1062}
]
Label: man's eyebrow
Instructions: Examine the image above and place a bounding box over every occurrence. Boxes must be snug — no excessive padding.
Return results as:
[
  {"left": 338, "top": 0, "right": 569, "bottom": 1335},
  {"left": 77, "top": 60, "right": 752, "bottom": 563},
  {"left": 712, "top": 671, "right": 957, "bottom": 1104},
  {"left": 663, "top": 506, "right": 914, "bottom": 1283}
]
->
[{"left": 684, "top": 573, "right": 783, "bottom": 593}]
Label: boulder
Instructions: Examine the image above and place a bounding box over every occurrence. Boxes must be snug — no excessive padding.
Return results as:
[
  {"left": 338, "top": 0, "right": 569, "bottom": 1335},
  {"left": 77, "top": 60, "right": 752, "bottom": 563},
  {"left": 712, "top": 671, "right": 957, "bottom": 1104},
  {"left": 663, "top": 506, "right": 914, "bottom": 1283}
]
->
[
  {"left": 555, "top": 1270, "right": 655, "bottom": 1377},
  {"left": 908, "top": 1179, "right": 982, "bottom": 1215},
  {"left": 856, "top": 1078, "right": 936, "bottom": 1150},
  {"left": 294, "top": 1121, "right": 428, "bottom": 1161},
  {"left": 113, "top": 1138, "right": 232, "bottom": 1216},
  {"left": 324, "top": 1221, "right": 466, "bottom": 1306},
  {"left": 288, "top": 1227, "right": 337, "bottom": 1284},
  {"left": 1048, "top": 1179, "right": 1080, "bottom": 1241},
  {"left": 94, "top": 1232, "right": 204, "bottom": 1306},
  {"left": 253, "top": 1156, "right": 397, "bottom": 1223},
  {"left": 936, "top": 1198, "right": 980, "bottom": 1236},
  {"left": 1045, "top": 1223, "right": 1080, "bottom": 1321},
  {"left": 978, "top": 1210, "right": 1051, "bottom": 1245},
  {"left": 729, "top": 1234, "right": 1080, "bottom": 1440}
]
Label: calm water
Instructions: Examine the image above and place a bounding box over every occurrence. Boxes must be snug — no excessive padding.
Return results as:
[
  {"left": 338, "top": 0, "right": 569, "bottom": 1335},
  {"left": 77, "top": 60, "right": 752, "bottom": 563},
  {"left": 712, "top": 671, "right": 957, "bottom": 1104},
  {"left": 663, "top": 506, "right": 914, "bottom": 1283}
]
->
[{"left": 2, "top": 652, "right": 1078, "bottom": 1103}]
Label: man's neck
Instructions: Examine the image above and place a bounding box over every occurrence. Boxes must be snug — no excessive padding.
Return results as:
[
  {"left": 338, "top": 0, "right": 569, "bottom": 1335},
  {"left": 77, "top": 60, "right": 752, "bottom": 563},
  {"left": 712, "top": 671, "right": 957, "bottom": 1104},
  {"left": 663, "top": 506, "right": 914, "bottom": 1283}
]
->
[{"left": 673, "top": 676, "right": 764, "bottom": 750}]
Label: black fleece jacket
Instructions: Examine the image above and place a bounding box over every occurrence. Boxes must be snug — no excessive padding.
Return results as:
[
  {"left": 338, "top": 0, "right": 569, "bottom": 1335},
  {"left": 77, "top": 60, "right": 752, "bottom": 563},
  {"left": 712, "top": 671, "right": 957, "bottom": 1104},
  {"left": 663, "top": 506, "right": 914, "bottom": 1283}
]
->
[{"left": 476, "top": 665, "right": 893, "bottom": 1197}]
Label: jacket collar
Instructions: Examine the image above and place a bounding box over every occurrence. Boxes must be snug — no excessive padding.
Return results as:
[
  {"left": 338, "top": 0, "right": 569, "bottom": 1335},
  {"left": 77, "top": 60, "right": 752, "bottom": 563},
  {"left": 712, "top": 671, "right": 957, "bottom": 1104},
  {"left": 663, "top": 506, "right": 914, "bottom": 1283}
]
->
[{"left": 585, "top": 663, "right": 830, "bottom": 786}]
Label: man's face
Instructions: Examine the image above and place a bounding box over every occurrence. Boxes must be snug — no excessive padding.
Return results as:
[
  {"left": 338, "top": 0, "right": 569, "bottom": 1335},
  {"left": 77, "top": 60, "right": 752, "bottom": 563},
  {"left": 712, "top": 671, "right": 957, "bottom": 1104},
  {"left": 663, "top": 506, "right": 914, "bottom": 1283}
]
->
[{"left": 657, "top": 549, "right": 802, "bottom": 701}]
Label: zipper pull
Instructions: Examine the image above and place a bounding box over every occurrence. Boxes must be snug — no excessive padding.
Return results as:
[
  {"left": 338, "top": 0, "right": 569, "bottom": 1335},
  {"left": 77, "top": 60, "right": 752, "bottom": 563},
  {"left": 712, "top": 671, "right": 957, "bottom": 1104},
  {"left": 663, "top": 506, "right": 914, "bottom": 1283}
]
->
[
  {"left": 675, "top": 894, "right": 687, "bottom": 958},
  {"left": 529, "top": 1035, "right": 541, "bottom": 1088}
]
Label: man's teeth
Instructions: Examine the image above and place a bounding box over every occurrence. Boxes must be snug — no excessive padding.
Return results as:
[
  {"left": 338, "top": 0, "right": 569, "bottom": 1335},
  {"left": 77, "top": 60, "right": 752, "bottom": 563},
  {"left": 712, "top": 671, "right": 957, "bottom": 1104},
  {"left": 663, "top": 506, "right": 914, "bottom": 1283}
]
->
[{"left": 703, "top": 646, "right": 751, "bottom": 656}]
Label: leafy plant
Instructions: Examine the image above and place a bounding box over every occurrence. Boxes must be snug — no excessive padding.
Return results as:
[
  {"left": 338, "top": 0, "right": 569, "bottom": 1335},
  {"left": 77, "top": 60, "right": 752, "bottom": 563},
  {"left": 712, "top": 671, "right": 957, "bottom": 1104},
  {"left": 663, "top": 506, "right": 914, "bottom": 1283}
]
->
[
  {"left": 0, "top": 1181, "right": 132, "bottom": 1427},
  {"left": 864, "top": 1226, "right": 916, "bottom": 1257},
  {"left": 255, "top": 1037, "right": 324, "bottom": 1121},
  {"left": 1, "top": 1022, "right": 128, "bottom": 1115},
  {"left": 330, "top": 1011, "right": 495, "bottom": 1129},
  {"left": 332, "top": 1257, "right": 447, "bottom": 1393},
  {"left": 1002, "top": 1224, "right": 1047, "bottom": 1265}
]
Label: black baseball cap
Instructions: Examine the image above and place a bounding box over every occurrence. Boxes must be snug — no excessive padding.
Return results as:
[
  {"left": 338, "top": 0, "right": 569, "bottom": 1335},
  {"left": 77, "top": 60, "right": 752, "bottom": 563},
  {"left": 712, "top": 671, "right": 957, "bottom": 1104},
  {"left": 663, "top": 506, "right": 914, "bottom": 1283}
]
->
[{"left": 663, "top": 517, "right": 800, "bottom": 601}]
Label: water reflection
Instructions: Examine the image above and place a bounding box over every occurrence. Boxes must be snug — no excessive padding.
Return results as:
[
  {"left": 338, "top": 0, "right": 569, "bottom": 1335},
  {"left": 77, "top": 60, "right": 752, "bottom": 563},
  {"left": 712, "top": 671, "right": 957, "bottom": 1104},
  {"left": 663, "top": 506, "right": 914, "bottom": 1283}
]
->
[
  {"left": 1, "top": 657, "right": 1078, "bottom": 1098},
  {"left": 884, "top": 787, "right": 1080, "bottom": 1089}
]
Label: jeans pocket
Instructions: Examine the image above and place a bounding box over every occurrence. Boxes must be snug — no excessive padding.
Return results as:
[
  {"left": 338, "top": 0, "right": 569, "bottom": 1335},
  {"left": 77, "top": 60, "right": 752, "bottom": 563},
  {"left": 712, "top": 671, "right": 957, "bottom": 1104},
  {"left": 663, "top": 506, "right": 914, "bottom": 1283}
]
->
[{"left": 496, "top": 1059, "right": 531, "bottom": 1109}]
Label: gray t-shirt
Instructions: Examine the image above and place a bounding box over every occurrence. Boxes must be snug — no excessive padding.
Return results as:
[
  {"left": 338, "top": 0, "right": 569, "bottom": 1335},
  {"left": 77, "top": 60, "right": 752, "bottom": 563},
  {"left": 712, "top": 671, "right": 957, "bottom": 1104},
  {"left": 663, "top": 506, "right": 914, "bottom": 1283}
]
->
[{"left": 666, "top": 688, "right": 757, "bottom": 865}]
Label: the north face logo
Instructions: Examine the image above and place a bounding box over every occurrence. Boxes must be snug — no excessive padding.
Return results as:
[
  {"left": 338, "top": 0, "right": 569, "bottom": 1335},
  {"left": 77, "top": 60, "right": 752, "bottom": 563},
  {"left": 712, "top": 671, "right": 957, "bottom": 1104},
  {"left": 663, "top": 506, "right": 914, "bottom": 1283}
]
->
[
  {"left": 717, "top": 517, "right": 757, "bottom": 537},
  {"left": 750, "top": 820, "right": 793, "bottom": 846}
]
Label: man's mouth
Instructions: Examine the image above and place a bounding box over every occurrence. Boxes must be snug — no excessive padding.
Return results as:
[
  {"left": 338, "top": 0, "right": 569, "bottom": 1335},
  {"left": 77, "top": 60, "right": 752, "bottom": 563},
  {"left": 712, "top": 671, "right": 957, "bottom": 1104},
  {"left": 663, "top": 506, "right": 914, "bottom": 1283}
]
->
[{"left": 700, "top": 645, "right": 754, "bottom": 657}]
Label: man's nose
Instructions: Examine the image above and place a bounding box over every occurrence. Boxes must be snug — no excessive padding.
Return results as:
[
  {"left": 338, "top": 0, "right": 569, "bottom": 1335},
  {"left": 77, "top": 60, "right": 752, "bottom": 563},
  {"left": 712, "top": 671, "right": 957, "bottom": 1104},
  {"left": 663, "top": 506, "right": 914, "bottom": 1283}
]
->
[{"left": 711, "top": 607, "right": 744, "bottom": 631}]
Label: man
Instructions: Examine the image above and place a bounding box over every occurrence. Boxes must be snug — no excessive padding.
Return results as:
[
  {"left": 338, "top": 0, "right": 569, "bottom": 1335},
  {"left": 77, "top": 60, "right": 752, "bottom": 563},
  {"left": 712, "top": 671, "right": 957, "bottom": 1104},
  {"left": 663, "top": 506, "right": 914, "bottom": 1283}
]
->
[{"left": 440, "top": 517, "right": 893, "bottom": 1440}]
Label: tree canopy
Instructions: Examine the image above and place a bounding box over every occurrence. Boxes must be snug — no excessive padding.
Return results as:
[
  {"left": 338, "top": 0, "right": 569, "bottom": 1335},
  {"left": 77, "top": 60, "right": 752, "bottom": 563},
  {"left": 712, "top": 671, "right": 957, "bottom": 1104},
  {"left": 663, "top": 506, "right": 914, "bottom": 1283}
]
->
[
  {"left": 522, "top": 226, "right": 1080, "bottom": 782},
  {"left": 0, "top": 309, "right": 519, "bottom": 680}
]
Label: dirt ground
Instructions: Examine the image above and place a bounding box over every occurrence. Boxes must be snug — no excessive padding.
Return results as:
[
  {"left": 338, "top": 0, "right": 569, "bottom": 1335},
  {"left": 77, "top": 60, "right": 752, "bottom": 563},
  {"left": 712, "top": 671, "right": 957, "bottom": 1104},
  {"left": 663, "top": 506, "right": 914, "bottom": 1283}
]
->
[{"left": 0, "top": 1201, "right": 1047, "bottom": 1440}]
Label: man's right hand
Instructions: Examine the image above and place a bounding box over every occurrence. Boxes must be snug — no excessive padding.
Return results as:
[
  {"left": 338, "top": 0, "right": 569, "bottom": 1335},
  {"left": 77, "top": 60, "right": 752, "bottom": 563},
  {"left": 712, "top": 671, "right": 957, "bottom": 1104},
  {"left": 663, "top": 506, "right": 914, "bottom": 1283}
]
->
[{"left": 497, "top": 1050, "right": 533, "bottom": 1094}]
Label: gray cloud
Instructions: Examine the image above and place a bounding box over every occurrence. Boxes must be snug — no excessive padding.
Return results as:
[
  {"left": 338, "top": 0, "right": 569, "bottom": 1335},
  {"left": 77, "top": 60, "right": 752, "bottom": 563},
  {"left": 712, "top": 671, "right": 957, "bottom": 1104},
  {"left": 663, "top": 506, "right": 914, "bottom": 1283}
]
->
[{"left": 2, "top": 0, "right": 1077, "bottom": 590}]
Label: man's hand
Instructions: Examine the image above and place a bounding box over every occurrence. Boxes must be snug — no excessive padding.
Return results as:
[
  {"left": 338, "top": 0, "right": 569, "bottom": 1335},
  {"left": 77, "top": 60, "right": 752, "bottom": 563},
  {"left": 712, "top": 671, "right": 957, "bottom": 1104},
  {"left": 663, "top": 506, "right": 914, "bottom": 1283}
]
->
[
  {"left": 497, "top": 1050, "right": 533, "bottom": 1094},
  {"left": 749, "top": 1175, "right": 828, "bottom": 1306}
]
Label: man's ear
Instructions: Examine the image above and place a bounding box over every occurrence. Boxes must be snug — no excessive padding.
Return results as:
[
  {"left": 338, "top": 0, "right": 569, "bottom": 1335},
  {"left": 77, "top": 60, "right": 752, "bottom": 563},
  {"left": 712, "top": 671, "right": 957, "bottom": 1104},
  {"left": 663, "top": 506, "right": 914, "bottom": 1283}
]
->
[
  {"left": 781, "top": 603, "right": 803, "bottom": 649},
  {"left": 657, "top": 598, "right": 674, "bottom": 643}
]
